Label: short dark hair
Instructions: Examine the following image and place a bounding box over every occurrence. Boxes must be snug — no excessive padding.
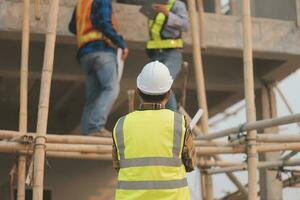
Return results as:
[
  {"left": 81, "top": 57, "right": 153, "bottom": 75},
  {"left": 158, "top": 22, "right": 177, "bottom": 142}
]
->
[{"left": 137, "top": 89, "right": 169, "bottom": 103}]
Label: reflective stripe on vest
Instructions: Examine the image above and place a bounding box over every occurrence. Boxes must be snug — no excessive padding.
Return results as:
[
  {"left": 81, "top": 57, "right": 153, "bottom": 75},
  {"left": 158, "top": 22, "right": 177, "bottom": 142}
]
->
[
  {"left": 114, "top": 111, "right": 187, "bottom": 191},
  {"left": 115, "top": 116, "right": 126, "bottom": 160},
  {"left": 147, "top": 0, "right": 183, "bottom": 49},
  {"left": 117, "top": 178, "right": 188, "bottom": 190},
  {"left": 119, "top": 157, "right": 182, "bottom": 168}
]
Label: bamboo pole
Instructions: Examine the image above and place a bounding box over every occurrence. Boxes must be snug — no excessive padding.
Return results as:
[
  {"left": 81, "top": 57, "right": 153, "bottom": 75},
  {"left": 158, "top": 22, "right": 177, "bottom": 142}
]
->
[
  {"left": 180, "top": 61, "right": 188, "bottom": 108},
  {"left": 260, "top": 84, "right": 283, "bottom": 200},
  {"left": 186, "top": 1, "right": 213, "bottom": 198},
  {"left": 198, "top": 159, "right": 242, "bottom": 167},
  {"left": 46, "top": 151, "right": 112, "bottom": 160},
  {"left": 1, "top": 148, "right": 112, "bottom": 161},
  {"left": 283, "top": 176, "right": 300, "bottom": 188},
  {"left": 0, "top": 142, "right": 112, "bottom": 154},
  {"left": 18, "top": 0, "right": 30, "bottom": 199},
  {"left": 281, "top": 151, "right": 298, "bottom": 161},
  {"left": 198, "top": 113, "right": 300, "bottom": 140},
  {"left": 127, "top": 90, "right": 135, "bottom": 112},
  {"left": 274, "top": 83, "right": 300, "bottom": 163},
  {"left": 206, "top": 159, "right": 300, "bottom": 175},
  {"left": 230, "top": 0, "right": 237, "bottom": 16},
  {"left": 186, "top": 0, "right": 209, "bottom": 137},
  {"left": 196, "top": 146, "right": 245, "bottom": 155},
  {"left": 179, "top": 107, "right": 247, "bottom": 196},
  {"left": 32, "top": 0, "right": 59, "bottom": 199},
  {"left": 0, "top": 130, "right": 113, "bottom": 145},
  {"left": 256, "top": 134, "right": 300, "bottom": 143},
  {"left": 256, "top": 143, "right": 300, "bottom": 153},
  {"left": 225, "top": 171, "right": 248, "bottom": 196},
  {"left": 34, "top": 0, "right": 41, "bottom": 20},
  {"left": 196, "top": 0, "right": 206, "bottom": 49},
  {"left": 194, "top": 140, "right": 229, "bottom": 147},
  {"left": 194, "top": 142, "right": 300, "bottom": 155},
  {"left": 296, "top": 0, "right": 300, "bottom": 27},
  {"left": 242, "top": 1, "right": 257, "bottom": 195},
  {"left": 5, "top": 139, "right": 300, "bottom": 156},
  {"left": 274, "top": 84, "right": 300, "bottom": 128},
  {"left": 209, "top": 103, "right": 245, "bottom": 127},
  {"left": 178, "top": 106, "right": 202, "bottom": 136},
  {"left": 214, "top": 0, "right": 221, "bottom": 14}
]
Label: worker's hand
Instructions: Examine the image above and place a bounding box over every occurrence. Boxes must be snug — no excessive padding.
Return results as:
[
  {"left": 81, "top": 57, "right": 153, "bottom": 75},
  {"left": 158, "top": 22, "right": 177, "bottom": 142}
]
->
[
  {"left": 121, "top": 48, "right": 129, "bottom": 61},
  {"left": 152, "top": 4, "right": 169, "bottom": 16}
]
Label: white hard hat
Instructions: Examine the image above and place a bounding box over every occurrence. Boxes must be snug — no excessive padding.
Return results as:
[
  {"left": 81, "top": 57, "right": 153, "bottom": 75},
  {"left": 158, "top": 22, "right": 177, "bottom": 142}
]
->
[{"left": 137, "top": 61, "right": 173, "bottom": 95}]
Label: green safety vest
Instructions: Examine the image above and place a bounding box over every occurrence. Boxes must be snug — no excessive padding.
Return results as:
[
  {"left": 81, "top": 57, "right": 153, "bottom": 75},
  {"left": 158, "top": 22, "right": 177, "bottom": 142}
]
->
[
  {"left": 147, "top": 0, "right": 183, "bottom": 49},
  {"left": 113, "top": 109, "right": 190, "bottom": 200}
]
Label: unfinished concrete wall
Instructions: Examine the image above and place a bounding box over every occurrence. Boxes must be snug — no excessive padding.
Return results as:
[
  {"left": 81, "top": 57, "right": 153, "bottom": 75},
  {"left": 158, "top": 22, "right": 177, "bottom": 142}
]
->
[
  {"left": 236, "top": 0, "right": 297, "bottom": 21},
  {"left": 253, "top": 0, "right": 296, "bottom": 21},
  {"left": 0, "top": 155, "right": 117, "bottom": 200}
]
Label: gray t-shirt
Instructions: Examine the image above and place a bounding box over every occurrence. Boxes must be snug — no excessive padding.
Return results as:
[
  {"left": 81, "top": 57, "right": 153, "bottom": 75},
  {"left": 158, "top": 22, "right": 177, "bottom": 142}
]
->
[{"left": 160, "top": 0, "right": 190, "bottom": 39}]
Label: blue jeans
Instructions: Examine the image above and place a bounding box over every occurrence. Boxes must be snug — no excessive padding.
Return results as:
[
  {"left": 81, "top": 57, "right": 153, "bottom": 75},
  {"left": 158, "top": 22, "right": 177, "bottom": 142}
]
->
[
  {"left": 79, "top": 51, "right": 119, "bottom": 134},
  {"left": 148, "top": 49, "right": 183, "bottom": 111}
]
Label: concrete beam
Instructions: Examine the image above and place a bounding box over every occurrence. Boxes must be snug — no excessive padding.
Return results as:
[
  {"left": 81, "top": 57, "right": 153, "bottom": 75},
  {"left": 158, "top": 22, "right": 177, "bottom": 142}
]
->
[
  {"left": 261, "top": 58, "right": 300, "bottom": 82},
  {"left": 1, "top": 1, "right": 300, "bottom": 55},
  {"left": 0, "top": 69, "right": 262, "bottom": 92},
  {"left": 209, "top": 92, "right": 243, "bottom": 117}
]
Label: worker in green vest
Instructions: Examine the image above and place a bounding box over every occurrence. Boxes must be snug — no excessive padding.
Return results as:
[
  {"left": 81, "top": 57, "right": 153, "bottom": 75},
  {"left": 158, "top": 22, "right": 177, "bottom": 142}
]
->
[
  {"left": 112, "top": 61, "right": 196, "bottom": 200},
  {"left": 146, "top": 0, "right": 189, "bottom": 111}
]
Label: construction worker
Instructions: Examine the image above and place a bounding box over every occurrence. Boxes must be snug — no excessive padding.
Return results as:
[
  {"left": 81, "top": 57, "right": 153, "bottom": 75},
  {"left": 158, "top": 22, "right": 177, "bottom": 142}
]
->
[
  {"left": 69, "top": 0, "right": 129, "bottom": 136},
  {"left": 112, "top": 61, "right": 196, "bottom": 200},
  {"left": 146, "top": 0, "right": 189, "bottom": 111}
]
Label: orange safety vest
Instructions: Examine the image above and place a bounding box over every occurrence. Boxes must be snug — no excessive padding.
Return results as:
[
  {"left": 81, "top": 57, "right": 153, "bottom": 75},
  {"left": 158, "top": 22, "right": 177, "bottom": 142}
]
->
[{"left": 76, "top": 0, "right": 119, "bottom": 48}]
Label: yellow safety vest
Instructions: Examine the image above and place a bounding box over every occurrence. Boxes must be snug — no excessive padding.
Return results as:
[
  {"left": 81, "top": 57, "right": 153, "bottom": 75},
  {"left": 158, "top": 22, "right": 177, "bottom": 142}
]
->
[
  {"left": 113, "top": 109, "right": 190, "bottom": 200},
  {"left": 147, "top": 0, "right": 183, "bottom": 49}
]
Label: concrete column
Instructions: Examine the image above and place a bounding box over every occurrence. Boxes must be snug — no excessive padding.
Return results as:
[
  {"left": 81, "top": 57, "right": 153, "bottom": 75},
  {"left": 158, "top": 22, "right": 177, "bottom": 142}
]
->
[{"left": 256, "top": 84, "right": 283, "bottom": 200}]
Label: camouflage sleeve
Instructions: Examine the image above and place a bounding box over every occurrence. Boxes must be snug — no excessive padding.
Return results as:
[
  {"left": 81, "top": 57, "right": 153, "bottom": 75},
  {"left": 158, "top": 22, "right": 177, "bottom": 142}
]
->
[
  {"left": 181, "top": 118, "right": 197, "bottom": 172},
  {"left": 112, "top": 142, "right": 120, "bottom": 172}
]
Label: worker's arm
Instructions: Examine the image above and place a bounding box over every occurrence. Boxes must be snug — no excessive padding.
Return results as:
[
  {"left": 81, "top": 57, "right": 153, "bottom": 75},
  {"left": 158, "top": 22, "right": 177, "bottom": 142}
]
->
[
  {"left": 182, "top": 117, "right": 197, "bottom": 172},
  {"left": 166, "top": 1, "right": 189, "bottom": 32},
  {"left": 91, "top": 0, "right": 126, "bottom": 49},
  {"left": 112, "top": 121, "right": 120, "bottom": 172},
  {"left": 112, "top": 142, "right": 120, "bottom": 172},
  {"left": 68, "top": 7, "right": 77, "bottom": 35}
]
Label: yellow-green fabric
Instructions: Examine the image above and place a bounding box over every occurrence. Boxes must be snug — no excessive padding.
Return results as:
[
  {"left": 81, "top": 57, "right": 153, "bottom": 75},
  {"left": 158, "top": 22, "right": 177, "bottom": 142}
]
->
[
  {"left": 113, "top": 109, "right": 190, "bottom": 200},
  {"left": 147, "top": 0, "right": 183, "bottom": 49}
]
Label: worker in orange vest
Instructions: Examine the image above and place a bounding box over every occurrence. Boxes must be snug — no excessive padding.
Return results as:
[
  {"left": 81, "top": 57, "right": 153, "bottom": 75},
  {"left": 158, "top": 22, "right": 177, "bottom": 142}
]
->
[{"left": 69, "top": 0, "right": 129, "bottom": 136}]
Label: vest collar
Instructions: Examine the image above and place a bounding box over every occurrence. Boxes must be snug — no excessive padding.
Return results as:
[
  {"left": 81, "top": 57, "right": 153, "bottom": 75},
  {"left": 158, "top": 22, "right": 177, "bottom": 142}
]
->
[{"left": 139, "top": 103, "right": 165, "bottom": 110}]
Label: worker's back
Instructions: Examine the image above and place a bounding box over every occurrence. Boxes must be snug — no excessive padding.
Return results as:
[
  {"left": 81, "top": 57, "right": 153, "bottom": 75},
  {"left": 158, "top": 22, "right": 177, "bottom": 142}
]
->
[{"left": 113, "top": 109, "right": 190, "bottom": 200}]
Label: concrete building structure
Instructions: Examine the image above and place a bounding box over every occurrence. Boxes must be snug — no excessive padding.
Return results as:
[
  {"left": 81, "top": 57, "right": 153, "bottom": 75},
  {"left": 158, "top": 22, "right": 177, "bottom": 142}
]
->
[{"left": 0, "top": 0, "right": 300, "bottom": 199}]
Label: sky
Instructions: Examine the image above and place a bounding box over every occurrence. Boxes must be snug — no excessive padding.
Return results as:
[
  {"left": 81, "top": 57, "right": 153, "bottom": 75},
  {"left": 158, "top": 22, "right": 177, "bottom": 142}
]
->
[{"left": 207, "top": 69, "right": 300, "bottom": 199}]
